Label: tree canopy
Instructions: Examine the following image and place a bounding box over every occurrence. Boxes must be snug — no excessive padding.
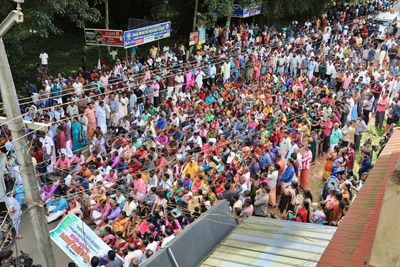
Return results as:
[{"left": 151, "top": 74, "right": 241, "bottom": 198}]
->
[
  {"left": 263, "top": 0, "right": 331, "bottom": 22},
  {"left": 0, "top": 0, "right": 334, "bottom": 87},
  {"left": 0, "top": 0, "right": 335, "bottom": 42},
  {"left": 0, "top": 0, "right": 101, "bottom": 43}
]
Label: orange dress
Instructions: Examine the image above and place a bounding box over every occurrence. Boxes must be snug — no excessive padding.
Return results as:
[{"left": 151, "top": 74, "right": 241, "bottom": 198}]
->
[{"left": 322, "top": 155, "right": 334, "bottom": 180}]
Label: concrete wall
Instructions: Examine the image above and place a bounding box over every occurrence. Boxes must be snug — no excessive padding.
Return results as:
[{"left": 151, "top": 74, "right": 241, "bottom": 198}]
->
[{"left": 141, "top": 200, "right": 236, "bottom": 267}]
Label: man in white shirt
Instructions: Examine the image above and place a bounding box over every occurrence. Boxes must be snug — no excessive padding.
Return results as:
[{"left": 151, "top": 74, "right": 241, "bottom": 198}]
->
[
  {"left": 66, "top": 102, "right": 79, "bottom": 117},
  {"left": 341, "top": 121, "right": 355, "bottom": 147},
  {"left": 279, "top": 131, "right": 292, "bottom": 161},
  {"left": 174, "top": 73, "right": 184, "bottom": 95},
  {"left": 123, "top": 196, "right": 137, "bottom": 217},
  {"left": 5, "top": 193, "right": 22, "bottom": 239},
  {"left": 96, "top": 101, "right": 107, "bottom": 134},
  {"left": 170, "top": 113, "right": 180, "bottom": 128},
  {"left": 161, "top": 227, "right": 176, "bottom": 248},
  {"left": 40, "top": 132, "right": 55, "bottom": 172},
  {"left": 145, "top": 236, "right": 158, "bottom": 254},
  {"left": 189, "top": 132, "right": 203, "bottom": 148},
  {"left": 39, "top": 51, "right": 49, "bottom": 67},
  {"left": 72, "top": 78, "right": 83, "bottom": 96},
  {"left": 124, "top": 244, "right": 143, "bottom": 267},
  {"left": 221, "top": 61, "right": 231, "bottom": 83},
  {"left": 99, "top": 72, "right": 109, "bottom": 87},
  {"left": 159, "top": 173, "right": 173, "bottom": 192},
  {"left": 109, "top": 49, "right": 118, "bottom": 60}
]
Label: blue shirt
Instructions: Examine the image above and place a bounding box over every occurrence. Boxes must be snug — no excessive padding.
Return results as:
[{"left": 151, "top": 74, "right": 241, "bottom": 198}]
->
[
  {"left": 260, "top": 153, "right": 272, "bottom": 168},
  {"left": 107, "top": 207, "right": 121, "bottom": 220},
  {"left": 47, "top": 198, "right": 68, "bottom": 212},
  {"left": 280, "top": 165, "right": 295, "bottom": 183},
  {"left": 51, "top": 85, "right": 62, "bottom": 97},
  {"left": 359, "top": 157, "right": 372, "bottom": 174},
  {"left": 205, "top": 96, "right": 215, "bottom": 104}
]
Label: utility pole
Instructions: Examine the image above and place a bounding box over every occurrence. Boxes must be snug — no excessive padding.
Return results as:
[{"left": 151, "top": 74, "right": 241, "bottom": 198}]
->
[
  {"left": 104, "top": 0, "right": 110, "bottom": 53},
  {"left": 189, "top": 0, "right": 199, "bottom": 59},
  {"left": 192, "top": 0, "right": 199, "bottom": 32},
  {"left": 0, "top": 1, "right": 57, "bottom": 267}
]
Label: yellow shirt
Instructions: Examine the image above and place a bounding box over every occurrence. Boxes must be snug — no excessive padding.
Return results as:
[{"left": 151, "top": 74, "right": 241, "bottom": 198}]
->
[
  {"left": 282, "top": 113, "right": 287, "bottom": 123},
  {"left": 182, "top": 161, "right": 199, "bottom": 179},
  {"left": 263, "top": 106, "right": 273, "bottom": 116},
  {"left": 323, "top": 85, "right": 330, "bottom": 95}
]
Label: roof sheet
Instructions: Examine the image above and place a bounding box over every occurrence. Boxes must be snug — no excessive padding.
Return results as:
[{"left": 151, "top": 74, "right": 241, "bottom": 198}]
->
[{"left": 200, "top": 216, "right": 336, "bottom": 267}]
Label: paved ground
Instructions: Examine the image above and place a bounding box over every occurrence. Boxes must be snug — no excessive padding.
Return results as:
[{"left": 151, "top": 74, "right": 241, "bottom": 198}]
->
[{"left": 16, "top": 216, "right": 70, "bottom": 266}]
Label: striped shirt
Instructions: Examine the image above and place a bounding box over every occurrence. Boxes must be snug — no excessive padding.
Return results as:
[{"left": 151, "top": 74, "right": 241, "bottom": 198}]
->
[{"left": 302, "top": 150, "right": 313, "bottom": 170}]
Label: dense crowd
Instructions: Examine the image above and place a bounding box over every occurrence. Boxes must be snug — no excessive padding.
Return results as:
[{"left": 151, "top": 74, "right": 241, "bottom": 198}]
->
[{"left": 1, "top": 0, "right": 399, "bottom": 266}]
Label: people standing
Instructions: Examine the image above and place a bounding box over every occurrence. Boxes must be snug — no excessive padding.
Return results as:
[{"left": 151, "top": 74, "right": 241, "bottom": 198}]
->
[
  {"left": 358, "top": 151, "right": 372, "bottom": 179},
  {"left": 279, "top": 131, "right": 292, "bottom": 161},
  {"left": 71, "top": 117, "right": 86, "bottom": 152},
  {"left": 254, "top": 183, "right": 270, "bottom": 217},
  {"left": 362, "top": 91, "right": 374, "bottom": 125},
  {"left": 329, "top": 123, "right": 342, "bottom": 151},
  {"left": 341, "top": 121, "right": 354, "bottom": 147},
  {"left": 300, "top": 145, "right": 312, "bottom": 190},
  {"left": 39, "top": 51, "right": 49, "bottom": 68},
  {"left": 267, "top": 164, "right": 279, "bottom": 208},
  {"left": 375, "top": 92, "right": 389, "bottom": 129},
  {"left": 354, "top": 116, "right": 369, "bottom": 151},
  {"left": 5, "top": 192, "right": 23, "bottom": 239},
  {"left": 85, "top": 103, "right": 97, "bottom": 138},
  {"left": 96, "top": 101, "right": 107, "bottom": 134}
]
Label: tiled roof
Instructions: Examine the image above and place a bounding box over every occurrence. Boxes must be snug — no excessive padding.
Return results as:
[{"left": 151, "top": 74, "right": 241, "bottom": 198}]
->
[{"left": 318, "top": 129, "right": 400, "bottom": 267}]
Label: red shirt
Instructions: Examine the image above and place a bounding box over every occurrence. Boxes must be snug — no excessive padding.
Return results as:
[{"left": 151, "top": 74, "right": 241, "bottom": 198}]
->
[
  {"left": 199, "top": 90, "right": 206, "bottom": 100},
  {"left": 296, "top": 208, "right": 309, "bottom": 223},
  {"left": 56, "top": 131, "right": 66, "bottom": 149},
  {"left": 129, "top": 159, "right": 143, "bottom": 173},
  {"left": 215, "top": 185, "right": 225, "bottom": 198},
  {"left": 34, "top": 147, "right": 44, "bottom": 163},
  {"left": 331, "top": 115, "right": 341, "bottom": 126}
]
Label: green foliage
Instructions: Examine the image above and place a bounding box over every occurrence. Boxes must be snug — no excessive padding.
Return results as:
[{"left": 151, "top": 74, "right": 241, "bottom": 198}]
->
[
  {"left": 197, "top": 0, "right": 234, "bottom": 28},
  {"left": 0, "top": 0, "right": 101, "bottom": 87},
  {"left": 0, "top": 0, "right": 101, "bottom": 43},
  {"left": 262, "top": 0, "right": 331, "bottom": 21},
  {"left": 148, "top": 0, "right": 176, "bottom": 21}
]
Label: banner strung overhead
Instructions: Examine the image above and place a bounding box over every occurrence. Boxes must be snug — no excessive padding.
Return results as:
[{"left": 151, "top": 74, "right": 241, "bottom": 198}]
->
[
  {"left": 198, "top": 27, "right": 206, "bottom": 45},
  {"left": 84, "top": 28, "right": 124, "bottom": 47},
  {"left": 50, "top": 213, "right": 121, "bottom": 266},
  {"left": 189, "top": 31, "right": 199, "bottom": 46},
  {"left": 232, "top": 4, "right": 262, "bottom": 18},
  {"left": 123, "top": 21, "right": 171, "bottom": 48}
]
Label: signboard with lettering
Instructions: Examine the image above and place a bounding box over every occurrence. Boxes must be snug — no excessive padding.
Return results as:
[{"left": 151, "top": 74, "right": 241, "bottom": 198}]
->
[
  {"left": 123, "top": 21, "right": 171, "bottom": 48},
  {"left": 198, "top": 27, "right": 206, "bottom": 45},
  {"left": 50, "top": 213, "right": 122, "bottom": 266},
  {"left": 84, "top": 28, "right": 124, "bottom": 47},
  {"left": 189, "top": 31, "right": 199, "bottom": 46},
  {"left": 232, "top": 4, "right": 262, "bottom": 18}
]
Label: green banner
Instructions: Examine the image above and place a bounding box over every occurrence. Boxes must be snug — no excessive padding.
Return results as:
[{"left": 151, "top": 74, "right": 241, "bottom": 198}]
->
[{"left": 49, "top": 213, "right": 121, "bottom": 266}]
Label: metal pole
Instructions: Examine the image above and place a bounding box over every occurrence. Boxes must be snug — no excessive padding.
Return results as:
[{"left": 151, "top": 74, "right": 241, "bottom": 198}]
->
[
  {"left": 104, "top": 0, "right": 110, "bottom": 53},
  {"left": 190, "top": 0, "right": 199, "bottom": 59},
  {"left": 0, "top": 38, "right": 57, "bottom": 267},
  {"left": 167, "top": 247, "right": 179, "bottom": 267},
  {"left": 192, "top": 0, "right": 199, "bottom": 32}
]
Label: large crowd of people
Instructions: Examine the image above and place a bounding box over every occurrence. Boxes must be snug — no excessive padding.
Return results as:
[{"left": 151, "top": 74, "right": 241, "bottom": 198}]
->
[{"left": 1, "top": 0, "right": 400, "bottom": 266}]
